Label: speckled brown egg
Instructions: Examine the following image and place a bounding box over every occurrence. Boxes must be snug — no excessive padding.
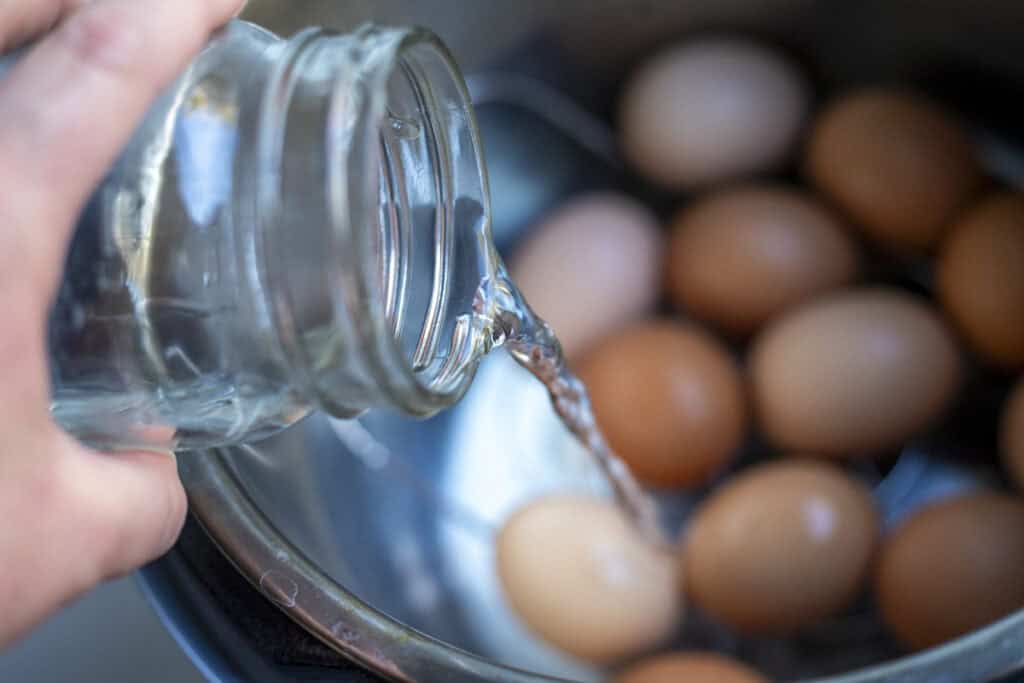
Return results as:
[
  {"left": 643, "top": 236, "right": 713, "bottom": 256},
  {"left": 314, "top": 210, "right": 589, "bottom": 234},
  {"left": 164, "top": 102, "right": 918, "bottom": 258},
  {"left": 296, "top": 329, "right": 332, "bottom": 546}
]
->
[
  {"left": 1001, "top": 378, "right": 1024, "bottom": 491},
  {"left": 684, "top": 460, "right": 878, "bottom": 635},
  {"left": 579, "top": 321, "right": 747, "bottom": 488},
  {"left": 807, "top": 88, "right": 984, "bottom": 251},
  {"left": 937, "top": 193, "right": 1024, "bottom": 369},
  {"left": 615, "top": 653, "right": 767, "bottom": 683},
  {"left": 750, "top": 288, "right": 961, "bottom": 458},
  {"left": 666, "top": 184, "right": 860, "bottom": 335},
  {"left": 496, "top": 495, "right": 681, "bottom": 664},
  {"left": 876, "top": 493, "right": 1024, "bottom": 650}
]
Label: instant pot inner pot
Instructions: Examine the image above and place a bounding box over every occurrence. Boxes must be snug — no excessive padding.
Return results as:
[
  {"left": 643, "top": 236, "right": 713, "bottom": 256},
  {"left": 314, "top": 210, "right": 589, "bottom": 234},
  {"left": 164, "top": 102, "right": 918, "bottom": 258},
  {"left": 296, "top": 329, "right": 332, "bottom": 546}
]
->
[{"left": 177, "top": 2, "right": 1024, "bottom": 682}]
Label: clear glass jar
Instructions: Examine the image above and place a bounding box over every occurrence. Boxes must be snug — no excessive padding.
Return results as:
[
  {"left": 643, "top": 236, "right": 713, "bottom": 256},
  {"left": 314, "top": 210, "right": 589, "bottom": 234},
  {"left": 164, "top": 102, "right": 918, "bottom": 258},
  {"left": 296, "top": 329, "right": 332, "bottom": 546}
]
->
[{"left": 3, "top": 20, "right": 499, "bottom": 452}]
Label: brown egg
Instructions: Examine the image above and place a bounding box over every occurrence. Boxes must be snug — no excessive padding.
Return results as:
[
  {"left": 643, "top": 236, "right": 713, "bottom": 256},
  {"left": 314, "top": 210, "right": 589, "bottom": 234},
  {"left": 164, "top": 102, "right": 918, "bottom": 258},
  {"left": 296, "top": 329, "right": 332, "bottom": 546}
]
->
[
  {"left": 876, "top": 492, "right": 1024, "bottom": 650},
  {"left": 937, "top": 193, "right": 1024, "bottom": 369},
  {"left": 684, "top": 460, "right": 877, "bottom": 635},
  {"left": 807, "top": 88, "right": 984, "bottom": 251},
  {"left": 579, "top": 321, "right": 746, "bottom": 488},
  {"left": 666, "top": 185, "right": 860, "bottom": 335},
  {"left": 750, "top": 288, "right": 961, "bottom": 457},
  {"left": 620, "top": 38, "right": 810, "bottom": 189},
  {"left": 496, "top": 495, "right": 681, "bottom": 663},
  {"left": 1001, "top": 378, "right": 1024, "bottom": 490},
  {"left": 511, "top": 194, "right": 663, "bottom": 361},
  {"left": 615, "top": 652, "right": 768, "bottom": 683}
]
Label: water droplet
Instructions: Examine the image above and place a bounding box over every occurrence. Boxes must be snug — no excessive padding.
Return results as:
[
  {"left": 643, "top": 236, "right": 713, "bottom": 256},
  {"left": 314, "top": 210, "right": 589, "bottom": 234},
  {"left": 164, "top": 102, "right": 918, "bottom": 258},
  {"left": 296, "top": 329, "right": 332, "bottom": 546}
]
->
[
  {"left": 387, "top": 111, "right": 422, "bottom": 140},
  {"left": 259, "top": 570, "right": 298, "bottom": 608},
  {"left": 331, "top": 622, "right": 361, "bottom": 643}
]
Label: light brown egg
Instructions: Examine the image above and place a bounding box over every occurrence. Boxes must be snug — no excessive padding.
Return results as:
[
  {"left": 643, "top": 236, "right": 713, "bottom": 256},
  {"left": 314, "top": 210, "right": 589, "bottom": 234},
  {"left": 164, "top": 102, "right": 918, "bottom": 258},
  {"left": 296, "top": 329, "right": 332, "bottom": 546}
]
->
[
  {"left": 620, "top": 38, "right": 810, "bottom": 189},
  {"left": 1001, "top": 378, "right": 1024, "bottom": 491},
  {"left": 937, "top": 193, "right": 1024, "bottom": 369},
  {"left": 614, "top": 652, "right": 768, "bottom": 683},
  {"left": 684, "top": 460, "right": 877, "bottom": 635},
  {"left": 876, "top": 492, "right": 1024, "bottom": 651},
  {"left": 511, "top": 194, "right": 663, "bottom": 361},
  {"left": 750, "top": 288, "right": 961, "bottom": 458},
  {"left": 807, "top": 88, "right": 984, "bottom": 251},
  {"left": 496, "top": 495, "right": 681, "bottom": 663},
  {"left": 666, "top": 185, "right": 860, "bottom": 336},
  {"left": 579, "top": 321, "right": 747, "bottom": 488}
]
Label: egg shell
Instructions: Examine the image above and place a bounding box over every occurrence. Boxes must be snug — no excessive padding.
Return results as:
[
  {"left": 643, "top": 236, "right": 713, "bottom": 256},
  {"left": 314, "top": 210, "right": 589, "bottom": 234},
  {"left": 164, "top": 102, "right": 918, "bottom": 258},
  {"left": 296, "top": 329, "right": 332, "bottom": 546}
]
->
[
  {"left": 511, "top": 194, "right": 663, "bottom": 361},
  {"left": 620, "top": 38, "right": 810, "bottom": 189},
  {"left": 750, "top": 288, "right": 962, "bottom": 458},
  {"left": 937, "top": 193, "right": 1024, "bottom": 369},
  {"left": 1001, "top": 378, "right": 1024, "bottom": 491},
  {"left": 579, "top": 320, "right": 747, "bottom": 488},
  {"left": 684, "top": 460, "right": 878, "bottom": 635},
  {"left": 807, "top": 88, "right": 984, "bottom": 251},
  {"left": 614, "top": 652, "right": 768, "bottom": 683},
  {"left": 876, "top": 492, "right": 1024, "bottom": 651},
  {"left": 666, "top": 184, "right": 860, "bottom": 335},
  {"left": 496, "top": 495, "right": 681, "bottom": 664}
]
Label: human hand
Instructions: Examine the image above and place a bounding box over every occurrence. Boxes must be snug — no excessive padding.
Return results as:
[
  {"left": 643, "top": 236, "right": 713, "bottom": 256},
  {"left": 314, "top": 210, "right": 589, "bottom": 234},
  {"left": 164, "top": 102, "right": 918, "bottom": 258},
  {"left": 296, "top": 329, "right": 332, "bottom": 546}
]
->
[{"left": 0, "top": 0, "right": 245, "bottom": 647}]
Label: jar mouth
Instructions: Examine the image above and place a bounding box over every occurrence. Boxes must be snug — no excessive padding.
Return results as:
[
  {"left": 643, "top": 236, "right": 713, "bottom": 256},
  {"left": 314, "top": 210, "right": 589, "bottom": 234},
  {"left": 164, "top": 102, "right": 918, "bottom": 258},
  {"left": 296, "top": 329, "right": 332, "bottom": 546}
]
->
[{"left": 331, "top": 26, "right": 497, "bottom": 416}]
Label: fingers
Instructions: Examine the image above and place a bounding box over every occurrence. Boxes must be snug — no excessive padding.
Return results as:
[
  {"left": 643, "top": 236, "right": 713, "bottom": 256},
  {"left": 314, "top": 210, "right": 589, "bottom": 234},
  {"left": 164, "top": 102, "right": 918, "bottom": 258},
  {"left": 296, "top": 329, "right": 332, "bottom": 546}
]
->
[
  {"left": 0, "top": 0, "right": 242, "bottom": 647},
  {"left": 0, "top": 0, "right": 245, "bottom": 300},
  {"left": 0, "top": 431, "right": 187, "bottom": 645},
  {"left": 0, "top": 0, "right": 88, "bottom": 51}
]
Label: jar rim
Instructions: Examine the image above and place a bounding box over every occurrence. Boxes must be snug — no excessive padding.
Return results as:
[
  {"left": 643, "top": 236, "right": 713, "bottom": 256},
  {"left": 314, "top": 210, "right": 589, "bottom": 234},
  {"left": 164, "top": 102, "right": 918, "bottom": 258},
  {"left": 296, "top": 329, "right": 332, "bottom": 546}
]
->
[
  {"left": 330, "top": 25, "right": 495, "bottom": 417},
  {"left": 255, "top": 23, "right": 495, "bottom": 418}
]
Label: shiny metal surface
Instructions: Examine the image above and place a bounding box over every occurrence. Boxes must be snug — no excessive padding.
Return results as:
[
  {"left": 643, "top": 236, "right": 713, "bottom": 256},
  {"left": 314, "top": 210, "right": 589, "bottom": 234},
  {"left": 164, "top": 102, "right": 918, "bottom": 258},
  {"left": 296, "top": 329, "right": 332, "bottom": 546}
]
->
[
  {"left": 181, "top": 2, "right": 1024, "bottom": 682},
  {"left": 184, "top": 350, "right": 1019, "bottom": 682}
]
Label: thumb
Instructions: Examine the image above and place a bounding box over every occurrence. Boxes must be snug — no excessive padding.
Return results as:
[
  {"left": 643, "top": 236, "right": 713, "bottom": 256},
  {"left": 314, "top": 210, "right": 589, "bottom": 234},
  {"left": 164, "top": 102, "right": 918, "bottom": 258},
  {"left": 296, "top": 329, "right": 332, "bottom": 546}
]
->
[
  {"left": 0, "top": 430, "right": 187, "bottom": 646},
  {"left": 59, "top": 438, "right": 188, "bottom": 582}
]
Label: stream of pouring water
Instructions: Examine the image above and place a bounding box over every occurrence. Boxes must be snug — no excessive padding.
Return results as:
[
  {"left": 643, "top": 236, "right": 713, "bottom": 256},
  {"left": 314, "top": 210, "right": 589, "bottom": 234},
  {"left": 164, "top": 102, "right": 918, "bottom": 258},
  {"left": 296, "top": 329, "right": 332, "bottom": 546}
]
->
[{"left": 489, "top": 276, "right": 669, "bottom": 547}]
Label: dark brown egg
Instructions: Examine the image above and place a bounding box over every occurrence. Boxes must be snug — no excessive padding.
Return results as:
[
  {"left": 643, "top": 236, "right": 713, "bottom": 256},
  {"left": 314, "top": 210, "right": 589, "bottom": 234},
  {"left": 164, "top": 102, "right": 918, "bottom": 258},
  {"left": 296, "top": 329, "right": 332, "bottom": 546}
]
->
[
  {"left": 615, "top": 652, "right": 767, "bottom": 683},
  {"left": 684, "top": 460, "right": 878, "bottom": 635},
  {"left": 666, "top": 184, "right": 859, "bottom": 335},
  {"left": 876, "top": 493, "right": 1024, "bottom": 650},
  {"left": 937, "top": 193, "right": 1024, "bottom": 369},
  {"left": 807, "top": 88, "right": 984, "bottom": 251},
  {"left": 579, "top": 321, "right": 746, "bottom": 488}
]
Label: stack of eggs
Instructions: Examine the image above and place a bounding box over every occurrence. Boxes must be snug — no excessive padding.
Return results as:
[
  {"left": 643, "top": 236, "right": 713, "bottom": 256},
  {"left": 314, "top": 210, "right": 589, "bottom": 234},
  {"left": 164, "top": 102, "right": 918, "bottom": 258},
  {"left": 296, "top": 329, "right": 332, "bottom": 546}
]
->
[{"left": 497, "top": 35, "right": 1024, "bottom": 681}]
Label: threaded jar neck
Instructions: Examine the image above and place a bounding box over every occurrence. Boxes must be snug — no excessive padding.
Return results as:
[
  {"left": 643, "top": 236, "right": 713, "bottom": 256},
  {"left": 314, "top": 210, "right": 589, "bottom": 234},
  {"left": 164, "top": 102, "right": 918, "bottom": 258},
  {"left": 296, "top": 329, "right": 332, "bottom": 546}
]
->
[{"left": 256, "top": 25, "right": 496, "bottom": 419}]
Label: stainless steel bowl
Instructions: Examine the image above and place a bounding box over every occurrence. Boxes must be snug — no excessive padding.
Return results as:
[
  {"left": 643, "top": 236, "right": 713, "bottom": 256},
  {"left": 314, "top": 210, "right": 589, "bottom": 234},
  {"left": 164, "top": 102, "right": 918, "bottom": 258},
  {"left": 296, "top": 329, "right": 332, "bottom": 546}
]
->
[{"left": 177, "top": 2, "right": 1024, "bottom": 681}]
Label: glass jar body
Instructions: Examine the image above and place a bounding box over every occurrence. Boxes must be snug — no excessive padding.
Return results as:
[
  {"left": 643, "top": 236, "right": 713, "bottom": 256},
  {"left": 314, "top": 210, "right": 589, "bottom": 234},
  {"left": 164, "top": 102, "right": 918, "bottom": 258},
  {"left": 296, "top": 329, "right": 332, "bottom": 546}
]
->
[
  {"left": 33, "top": 20, "right": 496, "bottom": 452},
  {"left": 49, "top": 22, "right": 296, "bottom": 451}
]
